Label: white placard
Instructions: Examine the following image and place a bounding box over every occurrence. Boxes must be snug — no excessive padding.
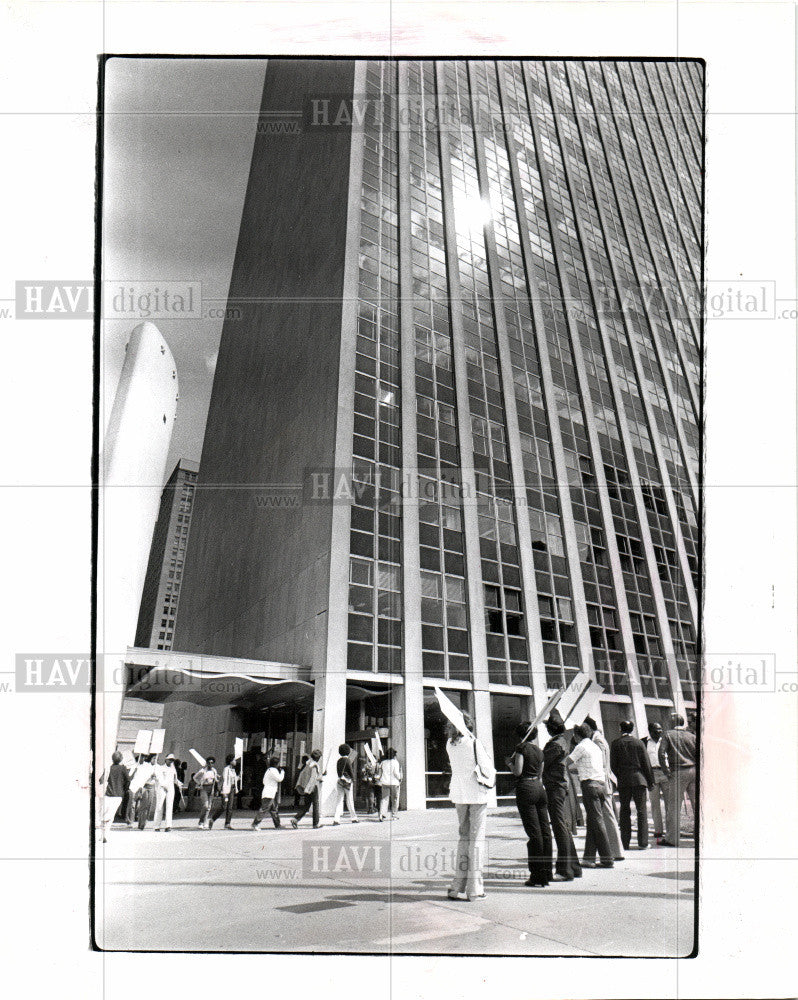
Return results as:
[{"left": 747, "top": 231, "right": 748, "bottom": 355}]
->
[
  {"left": 133, "top": 729, "right": 152, "bottom": 755},
  {"left": 433, "top": 687, "right": 469, "bottom": 737},
  {"left": 189, "top": 748, "right": 206, "bottom": 768},
  {"left": 149, "top": 728, "right": 165, "bottom": 754}
]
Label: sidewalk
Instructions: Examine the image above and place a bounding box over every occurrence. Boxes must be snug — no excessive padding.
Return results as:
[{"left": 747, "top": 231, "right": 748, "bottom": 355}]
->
[{"left": 95, "top": 806, "right": 695, "bottom": 955}]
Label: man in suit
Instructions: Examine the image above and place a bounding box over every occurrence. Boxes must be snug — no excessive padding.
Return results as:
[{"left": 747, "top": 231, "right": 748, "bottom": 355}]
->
[
  {"left": 611, "top": 720, "right": 655, "bottom": 850},
  {"left": 542, "top": 709, "right": 582, "bottom": 882}
]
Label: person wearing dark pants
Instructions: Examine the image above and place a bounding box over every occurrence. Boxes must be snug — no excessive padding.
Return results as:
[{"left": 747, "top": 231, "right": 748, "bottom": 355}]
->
[
  {"left": 510, "top": 723, "right": 553, "bottom": 887},
  {"left": 542, "top": 710, "right": 582, "bottom": 881},
  {"left": 210, "top": 755, "right": 240, "bottom": 830},
  {"left": 291, "top": 749, "right": 325, "bottom": 829},
  {"left": 611, "top": 720, "right": 655, "bottom": 850},
  {"left": 568, "top": 724, "right": 614, "bottom": 868},
  {"left": 253, "top": 756, "right": 285, "bottom": 830},
  {"left": 294, "top": 787, "right": 320, "bottom": 827}
]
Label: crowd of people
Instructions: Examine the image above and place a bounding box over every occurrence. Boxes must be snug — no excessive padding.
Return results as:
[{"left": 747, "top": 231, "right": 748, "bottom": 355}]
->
[
  {"left": 440, "top": 707, "right": 696, "bottom": 900},
  {"left": 100, "top": 710, "right": 697, "bottom": 905},
  {"left": 100, "top": 742, "right": 407, "bottom": 839}
]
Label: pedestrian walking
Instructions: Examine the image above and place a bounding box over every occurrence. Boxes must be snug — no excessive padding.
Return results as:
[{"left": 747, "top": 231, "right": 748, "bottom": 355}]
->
[
  {"left": 332, "top": 744, "right": 359, "bottom": 825},
  {"left": 129, "top": 754, "right": 158, "bottom": 831},
  {"left": 291, "top": 749, "right": 324, "bottom": 829},
  {"left": 659, "top": 712, "right": 697, "bottom": 846},
  {"left": 124, "top": 755, "right": 140, "bottom": 825},
  {"left": 568, "top": 724, "right": 614, "bottom": 869},
  {"left": 378, "top": 748, "right": 402, "bottom": 821},
  {"left": 195, "top": 757, "right": 219, "bottom": 830},
  {"left": 153, "top": 753, "right": 179, "bottom": 832},
  {"left": 360, "top": 755, "right": 379, "bottom": 815},
  {"left": 542, "top": 709, "right": 582, "bottom": 881},
  {"left": 294, "top": 755, "right": 309, "bottom": 810},
  {"left": 210, "top": 754, "right": 240, "bottom": 830},
  {"left": 610, "top": 721, "right": 654, "bottom": 850},
  {"left": 445, "top": 713, "right": 495, "bottom": 902},
  {"left": 101, "top": 751, "right": 129, "bottom": 842},
  {"left": 253, "top": 756, "right": 284, "bottom": 829}
]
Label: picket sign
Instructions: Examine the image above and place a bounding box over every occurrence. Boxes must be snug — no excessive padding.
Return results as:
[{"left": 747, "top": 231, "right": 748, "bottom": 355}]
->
[
  {"left": 558, "top": 672, "right": 604, "bottom": 723},
  {"left": 149, "top": 729, "right": 166, "bottom": 755},
  {"left": 233, "top": 737, "right": 244, "bottom": 761},
  {"left": 434, "top": 687, "right": 470, "bottom": 737},
  {"left": 189, "top": 748, "right": 206, "bottom": 768},
  {"left": 522, "top": 688, "right": 564, "bottom": 744},
  {"left": 133, "top": 729, "right": 152, "bottom": 755},
  {"left": 363, "top": 744, "right": 376, "bottom": 767}
]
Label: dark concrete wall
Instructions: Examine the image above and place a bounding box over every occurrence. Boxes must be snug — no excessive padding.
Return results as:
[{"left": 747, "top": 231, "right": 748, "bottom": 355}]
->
[{"left": 174, "top": 60, "right": 355, "bottom": 664}]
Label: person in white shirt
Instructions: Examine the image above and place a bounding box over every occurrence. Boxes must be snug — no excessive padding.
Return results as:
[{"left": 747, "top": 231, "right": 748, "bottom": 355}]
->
[
  {"left": 210, "top": 754, "right": 240, "bottom": 830},
  {"left": 195, "top": 758, "right": 219, "bottom": 830},
  {"left": 128, "top": 754, "right": 158, "bottom": 831},
  {"left": 568, "top": 725, "right": 614, "bottom": 868},
  {"left": 644, "top": 721, "right": 667, "bottom": 840},
  {"left": 378, "top": 748, "right": 403, "bottom": 821},
  {"left": 445, "top": 713, "right": 496, "bottom": 902},
  {"left": 253, "top": 756, "right": 284, "bottom": 829},
  {"left": 153, "top": 754, "right": 179, "bottom": 832},
  {"left": 583, "top": 716, "right": 624, "bottom": 861}
]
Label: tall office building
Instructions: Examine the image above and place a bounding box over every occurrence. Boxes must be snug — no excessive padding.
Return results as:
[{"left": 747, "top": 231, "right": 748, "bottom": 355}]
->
[
  {"left": 135, "top": 458, "right": 199, "bottom": 650},
  {"left": 173, "top": 59, "right": 702, "bottom": 809},
  {"left": 118, "top": 458, "right": 198, "bottom": 751}
]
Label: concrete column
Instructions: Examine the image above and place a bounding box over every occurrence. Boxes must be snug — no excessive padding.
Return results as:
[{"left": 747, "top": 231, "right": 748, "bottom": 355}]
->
[
  {"left": 466, "top": 61, "right": 550, "bottom": 717},
  {"left": 434, "top": 62, "right": 494, "bottom": 778},
  {"left": 395, "top": 61, "right": 428, "bottom": 810},
  {"left": 318, "top": 61, "right": 367, "bottom": 815},
  {"left": 311, "top": 664, "right": 348, "bottom": 815}
]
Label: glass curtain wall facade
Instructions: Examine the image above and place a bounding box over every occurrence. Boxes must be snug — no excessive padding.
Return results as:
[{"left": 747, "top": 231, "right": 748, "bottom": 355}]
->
[{"left": 341, "top": 59, "right": 702, "bottom": 803}]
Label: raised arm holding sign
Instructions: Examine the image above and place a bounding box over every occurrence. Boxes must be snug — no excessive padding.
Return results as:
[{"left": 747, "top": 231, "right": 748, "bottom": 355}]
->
[{"left": 434, "top": 686, "right": 469, "bottom": 737}]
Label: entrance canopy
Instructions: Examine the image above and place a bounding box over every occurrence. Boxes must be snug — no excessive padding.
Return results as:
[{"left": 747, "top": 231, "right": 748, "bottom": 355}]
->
[
  {"left": 124, "top": 647, "right": 396, "bottom": 709},
  {"left": 124, "top": 647, "right": 312, "bottom": 709}
]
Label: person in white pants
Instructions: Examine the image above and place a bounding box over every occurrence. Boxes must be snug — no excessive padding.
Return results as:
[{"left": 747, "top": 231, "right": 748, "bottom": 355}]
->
[
  {"left": 378, "top": 748, "right": 403, "bottom": 821},
  {"left": 333, "top": 744, "right": 359, "bottom": 824},
  {"left": 445, "top": 714, "right": 496, "bottom": 901},
  {"left": 154, "top": 754, "right": 178, "bottom": 832}
]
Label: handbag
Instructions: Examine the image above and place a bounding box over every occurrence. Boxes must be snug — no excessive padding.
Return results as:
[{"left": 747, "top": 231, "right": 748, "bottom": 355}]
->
[
  {"left": 338, "top": 773, "right": 353, "bottom": 790},
  {"left": 473, "top": 737, "right": 496, "bottom": 789}
]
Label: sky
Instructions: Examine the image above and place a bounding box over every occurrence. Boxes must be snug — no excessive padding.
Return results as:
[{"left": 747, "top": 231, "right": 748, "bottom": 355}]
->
[{"left": 102, "top": 58, "right": 267, "bottom": 475}]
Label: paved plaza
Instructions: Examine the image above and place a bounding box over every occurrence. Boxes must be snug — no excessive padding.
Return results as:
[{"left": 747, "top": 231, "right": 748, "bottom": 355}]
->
[{"left": 95, "top": 805, "right": 695, "bottom": 955}]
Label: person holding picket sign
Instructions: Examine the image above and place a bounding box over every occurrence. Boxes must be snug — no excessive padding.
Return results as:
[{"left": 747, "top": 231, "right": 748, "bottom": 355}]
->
[
  {"left": 378, "top": 748, "right": 403, "bottom": 821},
  {"left": 332, "top": 744, "right": 359, "bottom": 825},
  {"left": 291, "top": 749, "right": 325, "bottom": 828},
  {"left": 445, "top": 712, "right": 496, "bottom": 902}
]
